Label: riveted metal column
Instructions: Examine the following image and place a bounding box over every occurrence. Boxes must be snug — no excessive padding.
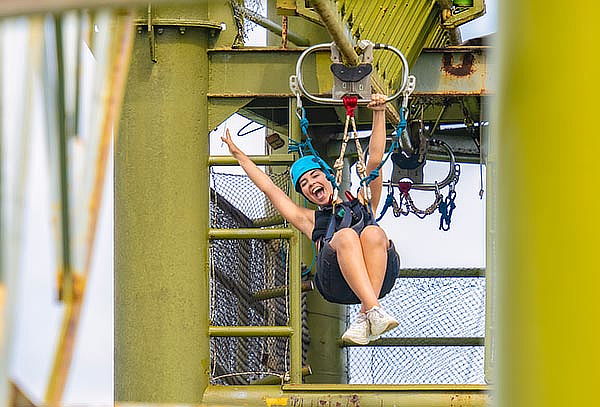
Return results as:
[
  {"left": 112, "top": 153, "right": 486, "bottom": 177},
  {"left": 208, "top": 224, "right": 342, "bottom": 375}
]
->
[
  {"left": 115, "top": 5, "right": 210, "bottom": 403},
  {"left": 497, "top": 1, "right": 600, "bottom": 406}
]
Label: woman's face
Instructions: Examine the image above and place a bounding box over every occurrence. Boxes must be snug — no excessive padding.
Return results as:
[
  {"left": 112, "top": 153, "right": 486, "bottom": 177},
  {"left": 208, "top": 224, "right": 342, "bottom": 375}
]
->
[{"left": 298, "top": 169, "right": 333, "bottom": 206}]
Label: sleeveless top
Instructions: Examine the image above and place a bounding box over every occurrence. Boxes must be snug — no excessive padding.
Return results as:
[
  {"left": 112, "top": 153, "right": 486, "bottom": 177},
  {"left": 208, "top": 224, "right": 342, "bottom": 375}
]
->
[{"left": 311, "top": 199, "right": 377, "bottom": 244}]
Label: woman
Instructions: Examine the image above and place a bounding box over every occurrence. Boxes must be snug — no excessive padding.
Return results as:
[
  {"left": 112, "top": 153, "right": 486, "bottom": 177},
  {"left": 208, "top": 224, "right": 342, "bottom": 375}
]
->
[{"left": 221, "top": 94, "right": 399, "bottom": 345}]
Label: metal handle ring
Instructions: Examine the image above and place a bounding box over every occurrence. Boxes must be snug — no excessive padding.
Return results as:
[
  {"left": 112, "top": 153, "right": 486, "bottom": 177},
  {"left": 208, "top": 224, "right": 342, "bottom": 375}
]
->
[{"left": 293, "top": 41, "right": 410, "bottom": 106}]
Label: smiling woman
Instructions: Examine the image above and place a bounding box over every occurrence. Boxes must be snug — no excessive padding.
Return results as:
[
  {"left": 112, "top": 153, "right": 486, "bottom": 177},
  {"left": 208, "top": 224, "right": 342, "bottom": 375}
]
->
[{"left": 221, "top": 93, "right": 401, "bottom": 345}]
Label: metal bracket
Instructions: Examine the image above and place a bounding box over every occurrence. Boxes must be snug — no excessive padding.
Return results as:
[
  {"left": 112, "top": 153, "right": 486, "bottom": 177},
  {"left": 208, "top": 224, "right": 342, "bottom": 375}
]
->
[
  {"left": 330, "top": 41, "right": 374, "bottom": 100},
  {"left": 294, "top": 41, "right": 409, "bottom": 105},
  {"left": 137, "top": 4, "right": 223, "bottom": 63}
]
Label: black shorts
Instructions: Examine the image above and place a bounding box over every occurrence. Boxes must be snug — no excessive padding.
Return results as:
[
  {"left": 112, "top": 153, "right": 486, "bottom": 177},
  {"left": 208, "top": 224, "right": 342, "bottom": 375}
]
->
[{"left": 313, "top": 240, "right": 400, "bottom": 305}]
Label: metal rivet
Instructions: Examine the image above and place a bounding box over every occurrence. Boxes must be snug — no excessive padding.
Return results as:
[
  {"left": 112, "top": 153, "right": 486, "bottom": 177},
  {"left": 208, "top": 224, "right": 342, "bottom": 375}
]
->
[
  {"left": 179, "top": 27, "right": 186, "bottom": 35},
  {"left": 157, "top": 27, "right": 164, "bottom": 35}
]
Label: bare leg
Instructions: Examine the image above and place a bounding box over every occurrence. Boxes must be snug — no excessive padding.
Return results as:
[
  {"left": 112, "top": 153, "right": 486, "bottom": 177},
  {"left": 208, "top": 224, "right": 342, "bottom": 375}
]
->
[
  {"left": 329, "top": 228, "right": 380, "bottom": 311},
  {"left": 359, "top": 225, "right": 390, "bottom": 303}
]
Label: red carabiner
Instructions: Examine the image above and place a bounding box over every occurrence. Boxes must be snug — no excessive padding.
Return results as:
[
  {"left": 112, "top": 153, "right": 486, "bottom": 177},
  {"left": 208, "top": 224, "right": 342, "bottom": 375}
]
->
[
  {"left": 398, "top": 180, "right": 412, "bottom": 195},
  {"left": 342, "top": 95, "right": 358, "bottom": 117}
]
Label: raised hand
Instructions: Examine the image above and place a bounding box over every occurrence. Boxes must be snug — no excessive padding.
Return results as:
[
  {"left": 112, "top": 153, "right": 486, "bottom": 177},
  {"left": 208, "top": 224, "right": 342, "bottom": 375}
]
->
[
  {"left": 367, "top": 93, "right": 387, "bottom": 111},
  {"left": 221, "top": 128, "right": 243, "bottom": 157}
]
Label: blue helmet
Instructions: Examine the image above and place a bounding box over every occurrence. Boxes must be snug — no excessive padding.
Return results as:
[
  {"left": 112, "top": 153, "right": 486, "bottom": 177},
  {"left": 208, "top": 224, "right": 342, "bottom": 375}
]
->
[{"left": 290, "top": 155, "right": 333, "bottom": 193}]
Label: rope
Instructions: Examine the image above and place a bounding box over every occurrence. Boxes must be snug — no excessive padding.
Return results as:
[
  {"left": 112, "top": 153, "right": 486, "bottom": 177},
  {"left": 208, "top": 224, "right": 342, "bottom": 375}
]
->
[{"left": 332, "top": 95, "right": 370, "bottom": 202}]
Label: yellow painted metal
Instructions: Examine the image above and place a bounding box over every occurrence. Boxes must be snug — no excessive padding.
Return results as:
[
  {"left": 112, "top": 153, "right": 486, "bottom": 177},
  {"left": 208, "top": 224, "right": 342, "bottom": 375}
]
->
[
  {"left": 115, "top": 5, "right": 211, "bottom": 401},
  {"left": 201, "top": 384, "right": 490, "bottom": 406},
  {"left": 283, "top": 383, "right": 488, "bottom": 391},
  {"left": 208, "top": 228, "right": 294, "bottom": 240},
  {"left": 208, "top": 154, "right": 295, "bottom": 166},
  {"left": 497, "top": 1, "right": 600, "bottom": 406},
  {"left": 288, "top": 97, "right": 303, "bottom": 384},
  {"left": 208, "top": 326, "right": 293, "bottom": 337}
]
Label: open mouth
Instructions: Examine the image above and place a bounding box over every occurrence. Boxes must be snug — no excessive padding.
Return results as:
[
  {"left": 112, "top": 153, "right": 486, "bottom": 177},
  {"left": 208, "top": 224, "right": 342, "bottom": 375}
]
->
[{"left": 311, "top": 186, "right": 325, "bottom": 201}]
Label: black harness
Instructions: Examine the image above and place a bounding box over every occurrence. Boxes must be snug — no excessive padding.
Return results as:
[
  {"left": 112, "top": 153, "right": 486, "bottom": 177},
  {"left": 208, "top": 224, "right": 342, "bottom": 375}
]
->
[{"left": 322, "top": 196, "right": 377, "bottom": 243}]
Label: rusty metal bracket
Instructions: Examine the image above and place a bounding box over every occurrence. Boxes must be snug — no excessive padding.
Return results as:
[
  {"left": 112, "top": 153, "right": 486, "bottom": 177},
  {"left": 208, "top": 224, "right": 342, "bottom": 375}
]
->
[{"left": 441, "top": 0, "right": 486, "bottom": 29}]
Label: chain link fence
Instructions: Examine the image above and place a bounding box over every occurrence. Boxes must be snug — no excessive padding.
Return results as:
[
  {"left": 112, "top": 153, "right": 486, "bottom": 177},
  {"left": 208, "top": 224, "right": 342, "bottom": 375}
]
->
[
  {"left": 209, "top": 168, "right": 309, "bottom": 385},
  {"left": 347, "top": 277, "right": 486, "bottom": 384}
]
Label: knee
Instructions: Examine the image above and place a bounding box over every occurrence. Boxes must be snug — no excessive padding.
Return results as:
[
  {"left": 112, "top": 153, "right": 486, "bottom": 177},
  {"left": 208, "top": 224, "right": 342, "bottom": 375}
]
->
[
  {"left": 360, "top": 226, "right": 388, "bottom": 248},
  {"left": 331, "top": 228, "right": 360, "bottom": 250}
]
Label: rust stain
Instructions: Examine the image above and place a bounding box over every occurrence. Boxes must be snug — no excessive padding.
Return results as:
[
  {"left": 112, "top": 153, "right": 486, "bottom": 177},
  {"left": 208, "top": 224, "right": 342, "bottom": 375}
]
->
[
  {"left": 349, "top": 394, "right": 360, "bottom": 407},
  {"left": 442, "top": 52, "right": 475, "bottom": 76},
  {"left": 450, "top": 393, "right": 472, "bottom": 407}
]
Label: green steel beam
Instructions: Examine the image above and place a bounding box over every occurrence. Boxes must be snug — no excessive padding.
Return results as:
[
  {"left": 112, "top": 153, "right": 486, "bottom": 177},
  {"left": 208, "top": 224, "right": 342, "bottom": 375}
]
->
[
  {"left": 208, "top": 326, "right": 293, "bottom": 337},
  {"left": 208, "top": 48, "right": 322, "bottom": 97},
  {"left": 115, "top": 18, "right": 210, "bottom": 403},
  {"left": 207, "top": 48, "right": 490, "bottom": 97},
  {"left": 283, "top": 383, "right": 488, "bottom": 391},
  {"left": 0, "top": 0, "right": 197, "bottom": 17},
  {"left": 253, "top": 280, "right": 314, "bottom": 301},
  {"left": 341, "top": 337, "right": 485, "bottom": 347},
  {"left": 208, "top": 154, "right": 295, "bottom": 166},
  {"left": 287, "top": 102, "right": 303, "bottom": 384},
  {"left": 208, "top": 228, "right": 294, "bottom": 240},
  {"left": 399, "top": 267, "right": 485, "bottom": 278},
  {"left": 201, "top": 384, "right": 490, "bottom": 406},
  {"left": 250, "top": 366, "right": 312, "bottom": 385},
  {"left": 207, "top": 98, "right": 252, "bottom": 131},
  {"left": 133, "top": 17, "right": 222, "bottom": 30}
]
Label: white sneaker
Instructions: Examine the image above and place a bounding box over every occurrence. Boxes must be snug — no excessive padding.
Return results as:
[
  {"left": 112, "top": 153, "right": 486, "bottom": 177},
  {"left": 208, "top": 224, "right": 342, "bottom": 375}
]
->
[
  {"left": 341, "top": 313, "right": 370, "bottom": 345},
  {"left": 366, "top": 306, "right": 399, "bottom": 340}
]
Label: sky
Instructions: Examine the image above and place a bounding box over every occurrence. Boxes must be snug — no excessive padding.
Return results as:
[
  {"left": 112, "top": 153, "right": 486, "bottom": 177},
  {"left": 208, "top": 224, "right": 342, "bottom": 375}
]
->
[{"left": 3, "top": 1, "right": 496, "bottom": 404}]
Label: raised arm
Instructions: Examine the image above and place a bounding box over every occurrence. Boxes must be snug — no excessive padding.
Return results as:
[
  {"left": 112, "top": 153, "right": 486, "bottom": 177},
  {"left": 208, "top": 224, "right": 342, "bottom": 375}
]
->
[
  {"left": 365, "top": 94, "right": 387, "bottom": 210},
  {"left": 221, "top": 129, "right": 315, "bottom": 237}
]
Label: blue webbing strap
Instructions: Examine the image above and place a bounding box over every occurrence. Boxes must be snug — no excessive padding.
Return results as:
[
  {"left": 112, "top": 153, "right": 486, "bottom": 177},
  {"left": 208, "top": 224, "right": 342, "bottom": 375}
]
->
[
  {"left": 359, "top": 106, "right": 408, "bottom": 189},
  {"left": 376, "top": 189, "right": 395, "bottom": 222},
  {"left": 288, "top": 107, "right": 339, "bottom": 190},
  {"left": 438, "top": 190, "right": 457, "bottom": 231}
]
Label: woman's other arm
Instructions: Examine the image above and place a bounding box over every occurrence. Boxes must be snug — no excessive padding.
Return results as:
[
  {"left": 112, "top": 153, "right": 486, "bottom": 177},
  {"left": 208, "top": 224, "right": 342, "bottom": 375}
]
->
[
  {"left": 221, "top": 129, "right": 314, "bottom": 237},
  {"left": 365, "top": 94, "right": 387, "bottom": 210}
]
